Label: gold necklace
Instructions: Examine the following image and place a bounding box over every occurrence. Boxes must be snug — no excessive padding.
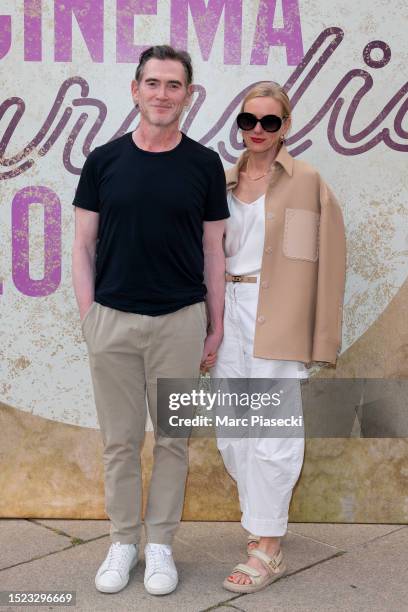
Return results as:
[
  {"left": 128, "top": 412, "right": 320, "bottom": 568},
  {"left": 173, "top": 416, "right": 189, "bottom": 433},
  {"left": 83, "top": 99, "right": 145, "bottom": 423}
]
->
[{"left": 246, "top": 160, "right": 271, "bottom": 181}]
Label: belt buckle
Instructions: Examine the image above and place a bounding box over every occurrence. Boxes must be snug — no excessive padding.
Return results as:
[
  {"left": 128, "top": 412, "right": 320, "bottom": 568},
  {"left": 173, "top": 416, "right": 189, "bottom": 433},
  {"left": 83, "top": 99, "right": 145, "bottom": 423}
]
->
[{"left": 232, "top": 275, "right": 242, "bottom": 283}]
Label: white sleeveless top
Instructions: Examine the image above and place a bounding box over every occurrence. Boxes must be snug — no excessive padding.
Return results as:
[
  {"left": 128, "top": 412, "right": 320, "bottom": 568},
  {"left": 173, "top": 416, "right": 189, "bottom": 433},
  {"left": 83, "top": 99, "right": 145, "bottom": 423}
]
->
[
  {"left": 225, "top": 191, "right": 265, "bottom": 276},
  {"left": 224, "top": 190, "right": 308, "bottom": 378}
]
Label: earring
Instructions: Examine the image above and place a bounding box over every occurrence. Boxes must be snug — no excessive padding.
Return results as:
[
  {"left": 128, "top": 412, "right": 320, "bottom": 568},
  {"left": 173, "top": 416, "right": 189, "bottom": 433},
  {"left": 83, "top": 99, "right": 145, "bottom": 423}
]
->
[{"left": 280, "top": 135, "right": 285, "bottom": 143}]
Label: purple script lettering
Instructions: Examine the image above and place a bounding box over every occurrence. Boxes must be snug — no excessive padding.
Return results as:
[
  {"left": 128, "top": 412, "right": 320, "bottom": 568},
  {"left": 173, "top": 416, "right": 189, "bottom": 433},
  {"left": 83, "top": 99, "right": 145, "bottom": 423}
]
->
[
  {"left": 251, "top": 0, "right": 303, "bottom": 66},
  {"left": 116, "top": 0, "right": 157, "bottom": 63},
  {"left": 171, "top": 0, "right": 242, "bottom": 65},
  {"left": 1, "top": 29, "right": 407, "bottom": 179},
  {"left": 24, "top": 0, "right": 42, "bottom": 61},
  {"left": 12, "top": 187, "right": 61, "bottom": 297},
  {"left": 54, "top": 0, "right": 104, "bottom": 62}
]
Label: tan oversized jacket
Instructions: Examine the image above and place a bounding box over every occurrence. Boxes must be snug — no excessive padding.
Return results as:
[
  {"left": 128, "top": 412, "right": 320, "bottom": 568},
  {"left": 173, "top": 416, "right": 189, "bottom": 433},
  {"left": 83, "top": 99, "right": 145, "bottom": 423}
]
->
[{"left": 225, "top": 145, "right": 346, "bottom": 366}]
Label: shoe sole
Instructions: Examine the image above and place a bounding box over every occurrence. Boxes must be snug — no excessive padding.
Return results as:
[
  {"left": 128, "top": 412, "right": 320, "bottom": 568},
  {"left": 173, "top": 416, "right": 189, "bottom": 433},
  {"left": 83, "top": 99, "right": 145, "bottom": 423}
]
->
[
  {"left": 144, "top": 579, "right": 178, "bottom": 596},
  {"left": 95, "top": 556, "right": 138, "bottom": 594}
]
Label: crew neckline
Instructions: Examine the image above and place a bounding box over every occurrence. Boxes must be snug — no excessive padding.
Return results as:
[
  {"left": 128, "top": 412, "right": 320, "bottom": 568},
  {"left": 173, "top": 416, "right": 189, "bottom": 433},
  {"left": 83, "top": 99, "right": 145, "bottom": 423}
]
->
[{"left": 128, "top": 131, "right": 186, "bottom": 155}]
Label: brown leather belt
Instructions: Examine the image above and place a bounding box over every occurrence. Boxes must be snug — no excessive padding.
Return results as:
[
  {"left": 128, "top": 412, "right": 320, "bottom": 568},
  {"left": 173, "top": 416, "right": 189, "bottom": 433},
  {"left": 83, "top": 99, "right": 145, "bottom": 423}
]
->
[{"left": 225, "top": 273, "right": 257, "bottom": 283}]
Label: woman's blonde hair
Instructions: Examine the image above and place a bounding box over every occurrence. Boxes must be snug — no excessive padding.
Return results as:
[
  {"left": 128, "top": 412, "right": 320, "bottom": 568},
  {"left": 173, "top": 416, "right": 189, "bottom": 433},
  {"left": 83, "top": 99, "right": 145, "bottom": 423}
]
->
[{"left": 240, "top": 81, "right": 291, "bottom": 121}]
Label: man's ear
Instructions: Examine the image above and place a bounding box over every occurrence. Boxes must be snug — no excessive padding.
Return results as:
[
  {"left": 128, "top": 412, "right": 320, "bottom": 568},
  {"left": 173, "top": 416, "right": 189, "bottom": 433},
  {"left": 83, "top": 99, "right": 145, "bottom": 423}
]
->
[
  {"left": 185, "top": 83, "right": 194, "bottom": 108},
  {"left": 131, "top": 79, "right": 139, "bottom": 106}
]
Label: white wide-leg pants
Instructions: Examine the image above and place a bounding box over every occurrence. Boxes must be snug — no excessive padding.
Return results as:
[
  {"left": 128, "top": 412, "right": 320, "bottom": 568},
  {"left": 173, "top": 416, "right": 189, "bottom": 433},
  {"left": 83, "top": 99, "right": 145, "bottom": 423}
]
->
[{"left": 212, "top": 279, "right": 306, "bottom": 537}]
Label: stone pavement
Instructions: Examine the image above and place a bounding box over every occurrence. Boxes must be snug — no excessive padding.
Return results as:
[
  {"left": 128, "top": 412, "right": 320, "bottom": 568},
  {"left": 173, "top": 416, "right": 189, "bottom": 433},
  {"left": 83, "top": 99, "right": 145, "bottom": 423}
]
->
[{"left": 0, "top": 520, "right": 407, "bottom": 611}]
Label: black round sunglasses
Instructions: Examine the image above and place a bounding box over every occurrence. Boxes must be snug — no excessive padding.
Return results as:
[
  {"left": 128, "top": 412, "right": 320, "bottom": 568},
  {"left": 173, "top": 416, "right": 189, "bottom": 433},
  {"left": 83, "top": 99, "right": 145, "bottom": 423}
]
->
[{"left": 236, "top": 112, "right": 285, "bottom": 133}]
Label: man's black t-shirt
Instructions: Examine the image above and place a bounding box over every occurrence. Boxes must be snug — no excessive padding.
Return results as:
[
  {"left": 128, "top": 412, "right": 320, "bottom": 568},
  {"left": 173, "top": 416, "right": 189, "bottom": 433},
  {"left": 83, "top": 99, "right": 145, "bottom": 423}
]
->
[{"left": 72, "top": 132, "right": 229, "bottom": 315}]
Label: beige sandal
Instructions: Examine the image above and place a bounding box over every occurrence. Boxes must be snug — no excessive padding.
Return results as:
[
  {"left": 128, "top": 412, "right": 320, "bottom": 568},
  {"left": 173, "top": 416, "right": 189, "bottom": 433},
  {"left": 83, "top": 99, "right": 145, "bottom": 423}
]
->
[
  {"left": 223, "top": 548, "right": 286, "bottom": 594},
  {"left": 247, "top": 534, "right": 261, "bottom": 551}
]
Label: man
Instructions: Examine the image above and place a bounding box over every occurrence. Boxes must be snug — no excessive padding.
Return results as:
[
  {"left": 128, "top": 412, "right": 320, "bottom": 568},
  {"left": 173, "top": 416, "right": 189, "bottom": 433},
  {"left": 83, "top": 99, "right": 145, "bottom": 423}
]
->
[{"left": 72, "top": 45, "right": 228, "bottom": 595}]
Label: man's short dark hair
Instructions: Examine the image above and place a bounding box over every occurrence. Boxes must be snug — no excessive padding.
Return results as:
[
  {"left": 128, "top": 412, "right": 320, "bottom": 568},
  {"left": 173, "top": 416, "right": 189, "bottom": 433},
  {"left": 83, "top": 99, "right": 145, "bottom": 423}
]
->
[{"left": 135, "top": 45, "right": 193, "bottom": 87}]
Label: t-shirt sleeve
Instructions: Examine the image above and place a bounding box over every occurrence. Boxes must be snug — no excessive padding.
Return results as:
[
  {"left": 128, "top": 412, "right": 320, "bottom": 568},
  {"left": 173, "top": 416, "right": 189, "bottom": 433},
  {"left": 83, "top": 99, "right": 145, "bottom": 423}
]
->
[
  {"left": 72, "top": 149, "right": 100, "bottom": 212},
  {"left": 203, "top": 154, "right": 230, "bottom": 221}
]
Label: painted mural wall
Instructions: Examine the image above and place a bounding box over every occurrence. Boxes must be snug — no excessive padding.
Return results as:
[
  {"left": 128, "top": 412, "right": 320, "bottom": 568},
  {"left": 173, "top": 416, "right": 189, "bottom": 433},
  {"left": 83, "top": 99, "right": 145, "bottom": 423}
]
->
[{"left": 0, "top": 0, "right": 407, "bottom": 521}]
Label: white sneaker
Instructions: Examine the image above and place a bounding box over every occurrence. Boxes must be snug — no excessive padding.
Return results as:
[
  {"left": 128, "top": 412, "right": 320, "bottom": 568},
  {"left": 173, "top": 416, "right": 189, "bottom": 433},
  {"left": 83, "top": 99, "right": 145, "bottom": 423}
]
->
[
  {"left": 95, "top": 542, "right": 138, "bottom": 593},
  {"left": 144, "top": 543, "right": 178, "bottom": 595}
]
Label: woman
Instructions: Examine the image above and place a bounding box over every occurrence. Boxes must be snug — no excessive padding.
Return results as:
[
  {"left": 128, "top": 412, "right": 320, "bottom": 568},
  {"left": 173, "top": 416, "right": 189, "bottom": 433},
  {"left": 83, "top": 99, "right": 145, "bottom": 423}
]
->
[{"left": 204, "top": 82, "right": 346, "bottom": 594}]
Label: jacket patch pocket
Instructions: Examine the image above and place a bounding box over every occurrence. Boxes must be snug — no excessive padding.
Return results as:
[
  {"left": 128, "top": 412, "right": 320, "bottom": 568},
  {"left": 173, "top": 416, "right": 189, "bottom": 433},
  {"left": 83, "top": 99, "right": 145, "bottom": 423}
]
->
[{"left": 283, "top": 208, "right": 320, "bottom": 262}]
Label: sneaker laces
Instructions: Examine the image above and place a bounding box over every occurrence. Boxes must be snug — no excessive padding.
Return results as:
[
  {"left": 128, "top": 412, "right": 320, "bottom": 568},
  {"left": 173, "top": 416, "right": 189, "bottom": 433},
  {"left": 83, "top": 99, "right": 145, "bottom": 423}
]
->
[
  {"left": 106, "top": 542, "right": 134, "bottom": 574},
  {"left": 146, "top": 544, "right": 172, "bottom": 574}
]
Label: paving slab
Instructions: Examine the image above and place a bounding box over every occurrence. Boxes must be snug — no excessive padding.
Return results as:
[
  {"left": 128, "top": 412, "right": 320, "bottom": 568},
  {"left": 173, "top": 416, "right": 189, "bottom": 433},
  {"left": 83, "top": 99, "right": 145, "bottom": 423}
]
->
[
  {"left": 0, "top": 519, "right": 72, "bottom": 570},
  {"left": 287, "top": 522, "right": 406, "bottom": 551},
  {"left": 174, "top": 521, "right": 339, "bottom": 573},
  {"left": 0, "top": 522, "right": 338, "bottom": 612},
  {"left": 235, "top": 526, "right": 408, "bottom": 612},
  {"left": 0, "top": 535, "right": 229, "bottom": 611},
  {"left": 33, "top": 519, "right": 110, "bottom": 542}
]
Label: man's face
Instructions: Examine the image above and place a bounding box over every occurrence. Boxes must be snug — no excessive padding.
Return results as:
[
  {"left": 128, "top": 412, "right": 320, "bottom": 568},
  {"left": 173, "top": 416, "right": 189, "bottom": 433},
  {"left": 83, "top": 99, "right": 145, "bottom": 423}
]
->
[{"left": 131, "top": 58, "right": 192, "bottom": 128}]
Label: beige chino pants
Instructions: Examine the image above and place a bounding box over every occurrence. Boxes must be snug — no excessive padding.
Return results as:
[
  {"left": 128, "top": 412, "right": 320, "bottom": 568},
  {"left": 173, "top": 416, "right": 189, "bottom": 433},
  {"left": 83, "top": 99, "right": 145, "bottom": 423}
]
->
[{"left": 81, "top": 300, "right": 207, "bottom": 545}]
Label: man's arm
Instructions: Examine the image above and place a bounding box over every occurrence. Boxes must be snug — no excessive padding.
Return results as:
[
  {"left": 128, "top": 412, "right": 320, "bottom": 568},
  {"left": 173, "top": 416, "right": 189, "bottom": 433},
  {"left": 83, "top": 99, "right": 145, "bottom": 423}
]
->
[
  {"left": 201, "top": 219, "right": 226, "bottom": 369},
  {"left": 72, "top": 207, "right": 99, "bottom": 320}
]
